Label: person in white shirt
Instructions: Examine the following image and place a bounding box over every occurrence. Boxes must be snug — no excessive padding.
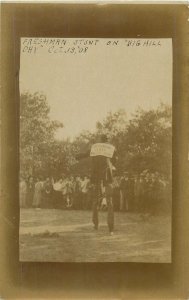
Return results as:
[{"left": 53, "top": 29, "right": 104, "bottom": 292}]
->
[
  {"left": 53, "top": 178, "right": 64, "bottom": 208},
  {"left": 81, "top": 176, "right": 90, "bottom": 209}
]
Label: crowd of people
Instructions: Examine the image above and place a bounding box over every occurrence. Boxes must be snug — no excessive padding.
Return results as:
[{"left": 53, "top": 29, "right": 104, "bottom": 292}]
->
[{"left": 20, "top": 170, "right": 171, "bottom": 214}]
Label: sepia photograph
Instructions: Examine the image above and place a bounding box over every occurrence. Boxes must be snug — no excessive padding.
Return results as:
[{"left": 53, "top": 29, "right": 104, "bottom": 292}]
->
[{"left": 19, "top": 38, "right": 172, "bottom": 263}]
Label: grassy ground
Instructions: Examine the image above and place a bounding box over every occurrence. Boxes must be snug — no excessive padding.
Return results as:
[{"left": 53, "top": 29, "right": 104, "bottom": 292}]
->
[{"left": 19, "top": 208, "right": 171, "bottom": 262}]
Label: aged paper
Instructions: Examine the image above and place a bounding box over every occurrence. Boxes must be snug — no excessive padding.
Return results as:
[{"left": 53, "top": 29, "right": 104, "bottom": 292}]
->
[{"left": 19, "top": 38, "right": 172, "bottom": 262}]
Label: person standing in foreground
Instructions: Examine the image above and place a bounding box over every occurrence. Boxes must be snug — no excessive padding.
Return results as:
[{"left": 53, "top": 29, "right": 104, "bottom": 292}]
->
[{"left": 76, "top": 134, "right": 117, "bottom": 235}]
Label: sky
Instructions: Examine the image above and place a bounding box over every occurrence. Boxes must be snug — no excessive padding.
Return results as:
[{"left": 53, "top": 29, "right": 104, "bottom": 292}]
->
[{"left": 20, "top": 38, "right": 172, "bottom": 140}]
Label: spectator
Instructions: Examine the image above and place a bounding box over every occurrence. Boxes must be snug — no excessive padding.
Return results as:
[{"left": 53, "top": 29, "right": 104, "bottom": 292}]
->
[
  {"left": 66, "top": 176, "right": 74, "bottom": 208},
  {"left": 86, "top": 179, "right": 94, "bottom": 210},
  {"left": 26, "top": 176, "right": 35, "bottom": 207},
  {"left": 42, "top": 177, "right": 53, "bottom": 208},
  {"left": 120, "top": 172, "right": 129, "bottom": 211},
  {"left": 127, "top": 174, "right": 135, "bottom": 212},
  {"left": 61, "top": 176, "right": 68, "bottom": 208},
  {"left": 112, "top": 176, "right": 121, "bottom": 211},
  {"left": 53, "top": 177, "right": 64, "bottom": 208},
  {"left": 19, "top": 176, "right": 27, "bottom": 208},
  {"left": 81, "top": 175, "right": 90, "bottom": 210},
  {"left": 143, "top": 173, "right": 152, "bottom": 213},
  {"left": 74, "top": 176, "right": 82, "bottom": 209},
  {"left": 20, "top": 170, "right": 170, "bottom": 215},
  {"left": 33, "top": 176, "right": 44, "bottom": 208},
  {"left": 134, "top": 174, "right": 144, "bottom": 212}
]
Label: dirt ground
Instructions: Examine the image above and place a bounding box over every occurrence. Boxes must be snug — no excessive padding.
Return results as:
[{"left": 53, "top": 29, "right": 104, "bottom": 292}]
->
[{"left": 19, "top": 208, "right": 171, "bottom": 262}]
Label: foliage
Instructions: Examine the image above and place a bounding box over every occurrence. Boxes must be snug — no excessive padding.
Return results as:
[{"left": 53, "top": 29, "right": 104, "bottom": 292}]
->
[
  {"left": 96, "top": 109, "right": 128, "bottom": 139},
  {"left": 20, "top": 92, "right": 63, "bottom": 177},
  {"left": 121, "top": 104, "right": 172, "bottom": 176},
  {"left": 20, "top": 91, "right": 172, "bottom": 180},
  {"left": 71, "top": 104, "right": 172, "bottom": 178}
]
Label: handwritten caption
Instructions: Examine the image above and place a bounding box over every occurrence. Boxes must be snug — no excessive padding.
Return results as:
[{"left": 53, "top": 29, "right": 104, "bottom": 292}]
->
[{"left": 21, "top": 38, "right": 162, "bottom": 55}]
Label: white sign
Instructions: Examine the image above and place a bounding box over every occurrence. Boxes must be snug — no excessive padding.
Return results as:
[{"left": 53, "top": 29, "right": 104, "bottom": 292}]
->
[{"left": 90, "top": 143, "right": 115, "bottom": 158}]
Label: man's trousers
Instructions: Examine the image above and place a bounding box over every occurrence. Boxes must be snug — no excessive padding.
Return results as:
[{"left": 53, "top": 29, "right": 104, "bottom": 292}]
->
[{"left": 92, "top": 182, "right": 114, "bottom": 232}]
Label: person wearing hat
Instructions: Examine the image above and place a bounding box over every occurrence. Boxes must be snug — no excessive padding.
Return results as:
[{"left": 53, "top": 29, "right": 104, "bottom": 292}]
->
[{"left": 76, "top": 134, "right": 117, "bottom": 235}]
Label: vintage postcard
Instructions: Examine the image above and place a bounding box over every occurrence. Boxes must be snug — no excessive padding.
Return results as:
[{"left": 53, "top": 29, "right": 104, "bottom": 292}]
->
[{"left": 19, "top": 38, "right": 172, "bottom": 262}]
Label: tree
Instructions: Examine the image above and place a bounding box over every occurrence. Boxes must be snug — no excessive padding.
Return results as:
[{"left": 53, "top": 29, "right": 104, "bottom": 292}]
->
[
  {"left": 70, "top": 105, "right": 172, "bottom": 178},
  {"left": 96, "top": 109, "right": 128, "bottom": 140},
  {"left": 69, "top": 131, "right": 95, "bottom": 176},
  {"left": 20, "top": 91, "right": 172, "bottom": 181},
  {"left": 96, "top": 109, "right": 128, "bottom": 173},
  {"left": 20, "top": 92, "right": 63, "bottom": 177},
  {"left": 75, "top": 104, "right": 172, "bottom": 177},
  {"left": 70, "top": 110, "right": 129, "bottom": 175},
  {"left": 124, "top": 104, "right": 172, "bottom": 176}
]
